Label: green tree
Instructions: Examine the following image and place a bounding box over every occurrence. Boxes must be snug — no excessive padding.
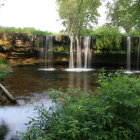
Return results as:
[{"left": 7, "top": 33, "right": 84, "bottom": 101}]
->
[
  {"left": 56, "top": 0, "right": 101, "bottom": 35},
  {"left": 106, "top": 0, "right": 140, "bottom": 33}
]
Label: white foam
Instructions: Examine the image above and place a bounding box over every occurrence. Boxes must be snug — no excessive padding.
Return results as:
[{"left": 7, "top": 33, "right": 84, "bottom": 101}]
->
[
  {"left": 38, "top": 68, "right": 55, "bottom": 71},
  {"left": 134, "top": 71, "right": 140, "bottom": 73},
  {"left": 123, "top": 70, "right": 134, "bottom": 74},
  {"left": 64, "top": 68, "right": 94, "bottom": 72}
]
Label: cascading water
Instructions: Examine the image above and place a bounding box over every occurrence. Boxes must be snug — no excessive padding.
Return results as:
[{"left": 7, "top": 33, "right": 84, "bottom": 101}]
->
[
  {"left": 136, "top": 37, "right": 140, "bottom": 70},
  {"left": 69, "top": 36, "right": 74, "bottom": 69},
  {"left": 68, "top": 36, "right": 93, "bottom": 71},
  {"left": 45, "top": 35, "right": 53, "bottom": 68},
  {"left": 124, "top": 36, "right": 140, "bottom": 74},
  {"left": 39, "top": 35, "right": 54, "bottom": 71},
  {"left": 126, "top": 36, "right": 131, "bottom": 73},
  {"left": 83, "top": 36, "right": 92, "bottom": 68},
  {"left": 76, "top": 36, "right": 82, "bottom": 68}
]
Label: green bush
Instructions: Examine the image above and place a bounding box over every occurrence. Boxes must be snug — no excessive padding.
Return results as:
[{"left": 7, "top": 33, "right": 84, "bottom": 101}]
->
[
  {"left": 0, "top": 58, "right": 12, "bottom": 81},
  {"left": 21, "top": 72, "right": 140, "bottom": 140},
  {"left": 90, "top": 26, "right": 122, "bottom": 51}
]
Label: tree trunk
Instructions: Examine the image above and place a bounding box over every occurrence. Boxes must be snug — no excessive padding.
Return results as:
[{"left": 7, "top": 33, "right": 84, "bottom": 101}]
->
[{"left": 0, "top": 83, "right": 17, "bottom": 104}]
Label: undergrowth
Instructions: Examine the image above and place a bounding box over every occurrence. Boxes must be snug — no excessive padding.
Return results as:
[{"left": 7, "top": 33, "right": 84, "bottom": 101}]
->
[{"left": 20, "top": 70, "right": 140, "bottom": 140}]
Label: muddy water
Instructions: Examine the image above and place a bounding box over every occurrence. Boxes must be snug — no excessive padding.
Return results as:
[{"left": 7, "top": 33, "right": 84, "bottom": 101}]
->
[{"left": 0, "top": 65, "right": 96, "bottom": 140}]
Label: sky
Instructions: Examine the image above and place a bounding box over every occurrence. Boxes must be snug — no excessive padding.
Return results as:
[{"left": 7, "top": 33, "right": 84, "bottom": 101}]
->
[{"left": 0, "top": 0, "right": 107, "bottom": 33}]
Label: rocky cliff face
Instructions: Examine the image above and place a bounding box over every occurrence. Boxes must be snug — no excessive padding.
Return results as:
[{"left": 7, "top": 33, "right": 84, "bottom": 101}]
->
[
  {"left": 0, "top": 33, "right": 70, "bottom": 65},
  {"left": 0, "top": 33, "right": 40, "bottom": 65}
]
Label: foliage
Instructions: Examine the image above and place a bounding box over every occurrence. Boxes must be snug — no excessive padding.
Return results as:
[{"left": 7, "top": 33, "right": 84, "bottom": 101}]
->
[
  {"left": 106, "top": 0, "right": 140, "bottom": 33},
  {"left": 56, "top": 0, "right": 101, "bottom": 35},
  {"left": 21, "top": 71, "right": 140, "bottom": 140},
  {"left": 0, "top": 58, "right": 12, "bottom": 81},
  {"left": 91, "top": 26, "right": 122, "bottom": 50},
  {"left": 0, "top": 26, "right": 52, "bottom": 35},
  {"left": 94, "top": 68, "right": 123, "bottom": 82},
  {"left": 128, "top": 31, "right": 140, "bottom": 37}
]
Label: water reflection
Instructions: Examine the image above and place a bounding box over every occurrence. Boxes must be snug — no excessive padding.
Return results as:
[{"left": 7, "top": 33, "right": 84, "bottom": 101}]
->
[{"left": 69, "top": 72, "right": 92, "bottom": 92}]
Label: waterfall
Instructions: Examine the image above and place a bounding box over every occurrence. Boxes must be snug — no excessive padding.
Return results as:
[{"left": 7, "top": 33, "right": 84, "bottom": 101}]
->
[
  {"left": 69, "top": 36, "right": 74, "bottom": 68},
  {"left": 136, "top": 37, "right": 140, "bottom": 70},
  {"left": 45, "top": 35, "right": 53, "bottom": 68},
  {"left": 76, "top": 36, "right": 82, "bottom": 68},
  {"left": 68, "top": 36, "right": 92, "bottom": 71},
  {"left": 126, "top": 37, "right": 131, "bottom": 71},
  {"left": 83, "top": 36, "right": 92, "bottom": 68},
  {"left": 40, "top": 35, "right": 53, "bottom": 69}
]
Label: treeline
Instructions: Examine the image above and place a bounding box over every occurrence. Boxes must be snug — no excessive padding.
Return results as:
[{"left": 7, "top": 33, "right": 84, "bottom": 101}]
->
[
  {"left": 0, "top": 26, "right": 53, "bottom": 35},
  {"left": 90, "top": 26, "right": 140, "bottom": 51}
]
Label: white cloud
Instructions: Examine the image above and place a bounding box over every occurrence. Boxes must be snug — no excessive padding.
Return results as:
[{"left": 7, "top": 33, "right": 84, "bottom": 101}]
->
[{"left": 0, "top": 0, "right": 64, "bottom": 32}]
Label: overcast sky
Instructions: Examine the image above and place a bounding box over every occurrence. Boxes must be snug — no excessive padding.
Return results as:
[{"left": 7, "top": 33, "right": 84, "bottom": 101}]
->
[{"left": 0, "top": 0, "right": 107, "bottom": 33}]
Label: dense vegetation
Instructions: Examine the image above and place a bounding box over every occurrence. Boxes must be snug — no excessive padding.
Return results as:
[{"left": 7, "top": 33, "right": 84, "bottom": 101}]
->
[
  {"left": 90, "top": 26, "right": 122, "bottom": 50},
  {"left": 21, "top": 71, "right": 140, "bottom": 140},
  {"left": 106, "top": 0, "right": 140, "bottom": 33},
  {"left": 57, "top": 0, "right": 140, "bottom": 35}
]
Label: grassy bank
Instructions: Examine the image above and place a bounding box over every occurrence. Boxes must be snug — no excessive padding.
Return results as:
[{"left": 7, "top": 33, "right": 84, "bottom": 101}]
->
[
  {"left": 0, "top": 58, "right": 12, "bottom": 81},
  {"left": 0, "top": 58, "right": 12, "bottom": 104}
]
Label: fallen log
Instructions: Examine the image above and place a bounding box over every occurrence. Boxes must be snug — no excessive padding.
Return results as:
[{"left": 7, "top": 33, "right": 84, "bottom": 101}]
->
[{"left": 0, "top": 83, "right": 17, "bottom": 104}]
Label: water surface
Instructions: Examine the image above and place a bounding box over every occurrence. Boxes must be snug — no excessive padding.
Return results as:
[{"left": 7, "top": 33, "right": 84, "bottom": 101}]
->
[{"left": 0, "top": 65, "right": 96, "bottom": 140}]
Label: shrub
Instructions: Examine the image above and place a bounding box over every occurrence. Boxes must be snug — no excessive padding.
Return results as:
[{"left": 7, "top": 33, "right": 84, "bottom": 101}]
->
[
  {"left": 90, "top": 26, "right": 122, "bottom": 51},
  {"left": 0, "top": 58, "right": 12, "bottom": 81},
  {"left": 21, "top": 72, "right": 140, "bottom": 140}
]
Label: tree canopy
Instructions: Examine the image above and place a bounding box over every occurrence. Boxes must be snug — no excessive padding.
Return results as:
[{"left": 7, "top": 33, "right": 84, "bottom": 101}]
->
[
  {"left": 56, "top": 0, "right": 101, "bottom": 35},
  {"left": 106, "top": 0, "right": 140, "bottom": 33}
]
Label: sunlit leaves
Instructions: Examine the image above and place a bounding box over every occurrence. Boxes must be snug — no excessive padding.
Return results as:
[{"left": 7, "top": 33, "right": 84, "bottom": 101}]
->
[
  {"left": 56, "top": 0, "right": 101, "bottom": 35},
  {"left": 106, "top": 0, "right": 140, "bottom": 32}
]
